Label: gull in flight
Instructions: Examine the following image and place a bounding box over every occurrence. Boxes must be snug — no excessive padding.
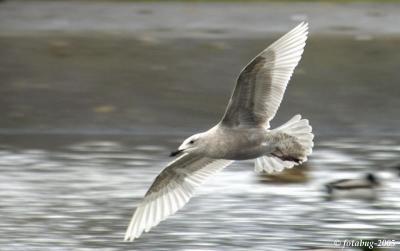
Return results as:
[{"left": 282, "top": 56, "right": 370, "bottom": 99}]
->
[{"left": 125, "top": 22, "right": 313, "bottom": 241}]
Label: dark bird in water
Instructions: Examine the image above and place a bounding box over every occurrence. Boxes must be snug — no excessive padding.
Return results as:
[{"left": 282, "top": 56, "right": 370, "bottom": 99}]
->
[{"left": 325, "top": 173, "right": 380, "bottom": 200}]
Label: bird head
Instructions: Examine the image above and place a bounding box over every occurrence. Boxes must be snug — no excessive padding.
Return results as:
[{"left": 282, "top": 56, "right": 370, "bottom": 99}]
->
[
  {"left": 366, "top": 173, "right": 379, "bottom": 185},
  {"left": 170, "top": 133, "right": 203, "bottom": 157}
]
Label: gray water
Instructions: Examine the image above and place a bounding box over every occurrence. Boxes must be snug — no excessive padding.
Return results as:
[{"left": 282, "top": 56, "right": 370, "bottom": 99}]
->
[{"left": 1, "top": 34, "right": 400, "bottom": 250}]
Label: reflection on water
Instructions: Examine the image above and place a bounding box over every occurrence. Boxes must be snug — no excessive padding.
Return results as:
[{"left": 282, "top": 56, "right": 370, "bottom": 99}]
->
[{"left": 0, "top": 135, "right": 399, "bottom": 251}]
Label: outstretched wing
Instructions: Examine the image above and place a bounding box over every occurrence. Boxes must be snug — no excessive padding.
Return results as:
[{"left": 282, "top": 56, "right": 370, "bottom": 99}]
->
[
  {"left": 124, "top": 153, "right": 233, "bottom": 241},
  {"left": 221, "top": 22, "right": 308, "bottom": 128}
]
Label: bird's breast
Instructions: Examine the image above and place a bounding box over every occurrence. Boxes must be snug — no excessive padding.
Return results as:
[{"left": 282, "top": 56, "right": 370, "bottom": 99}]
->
[{"left": 204, "top": 127, "right": 268, "bottom": 160}]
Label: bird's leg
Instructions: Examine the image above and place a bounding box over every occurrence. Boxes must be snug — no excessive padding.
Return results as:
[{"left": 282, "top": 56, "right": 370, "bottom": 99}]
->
[{"left": 271, "top": 148, "right": 302, "bottom": 164}]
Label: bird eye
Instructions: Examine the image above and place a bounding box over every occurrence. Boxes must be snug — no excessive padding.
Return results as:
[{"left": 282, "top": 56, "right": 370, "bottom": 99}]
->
[{"left": 189, "top": 140, "right": 194, "bottom": 144}]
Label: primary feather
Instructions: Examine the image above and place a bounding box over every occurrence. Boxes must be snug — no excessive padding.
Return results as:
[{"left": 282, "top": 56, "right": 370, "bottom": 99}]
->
[
  {"left": 221, "top": 22, "right": 308, "bottom": 128},
  {"left": 124, "top": 153, "right": 233, "bottom": 241}
]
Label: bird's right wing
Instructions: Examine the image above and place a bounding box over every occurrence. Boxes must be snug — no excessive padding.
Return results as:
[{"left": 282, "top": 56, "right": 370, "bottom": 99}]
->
[
  {"left": 124, "top": 153, "right": 233, "bottom": 241},
  {"left": 221, "top": 22, "right": 308, "bottom": 128}
]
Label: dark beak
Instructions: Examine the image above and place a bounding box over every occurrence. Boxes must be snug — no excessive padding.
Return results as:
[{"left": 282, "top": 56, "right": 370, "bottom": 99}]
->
[{"left": 169, "top": 149, "right": 183, "bottom": 157}]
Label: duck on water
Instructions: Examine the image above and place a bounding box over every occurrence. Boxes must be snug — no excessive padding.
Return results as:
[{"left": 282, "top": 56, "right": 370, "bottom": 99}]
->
[{"left": 325, "top": 173, "right": 380, "bottom": 200}]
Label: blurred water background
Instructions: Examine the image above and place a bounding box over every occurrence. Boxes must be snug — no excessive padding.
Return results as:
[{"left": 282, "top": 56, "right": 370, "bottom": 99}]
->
[{"left": 1, "top": 1, "right": 400, "bottom": 250}]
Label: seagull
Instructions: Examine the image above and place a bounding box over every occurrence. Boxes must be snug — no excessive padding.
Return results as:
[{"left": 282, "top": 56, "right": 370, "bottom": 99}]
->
[{"left": 125, "top": 22, "right": 314, "bottom": 241}]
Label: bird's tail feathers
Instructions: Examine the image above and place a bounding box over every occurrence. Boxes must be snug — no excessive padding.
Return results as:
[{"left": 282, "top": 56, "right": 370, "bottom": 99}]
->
[
  {"left": 254, "top": 114, "right": 313, "bottom": 173},
  {"left": 272, "top": 114, "right": 314, "bottom": 156}
]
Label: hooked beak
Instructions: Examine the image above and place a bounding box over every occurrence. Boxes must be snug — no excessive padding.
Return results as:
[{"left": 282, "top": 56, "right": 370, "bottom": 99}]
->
[{"left": 169, "top": 149, "right": 183, "bottom": 157}]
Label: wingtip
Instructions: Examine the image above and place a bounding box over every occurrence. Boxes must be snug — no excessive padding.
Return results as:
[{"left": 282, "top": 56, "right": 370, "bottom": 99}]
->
[
  {"left": 294, "top": 21, "right": 309, "bottom": 36},
  {"left": 298, "top": 21, "right": 309, "bottom": 29},
  {"left": 123, "top": 235, "right": 132, "bottom": 242},
  {"left": 124, "top": 230, "right": 130, "bottom": 241},
  {"left": 303, "top": 22, "right": 309, "bottom": 32},
  {"left": 124, "top": 231, "right": 134, "bottom": 242},
  {"left": 295, "top": 21, "right": 309, "bottom": 43},
  {"left": 124, "top": 233, "right": 138, "bottom": 242}
]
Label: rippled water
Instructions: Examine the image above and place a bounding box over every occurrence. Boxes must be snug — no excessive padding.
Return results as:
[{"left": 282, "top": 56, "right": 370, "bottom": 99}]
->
[
  {"left": 1, "top": 28, "right": 400, "bottom": 250},
  {"left": 0, "top": 135, "right": 399, "bottom": 251}
]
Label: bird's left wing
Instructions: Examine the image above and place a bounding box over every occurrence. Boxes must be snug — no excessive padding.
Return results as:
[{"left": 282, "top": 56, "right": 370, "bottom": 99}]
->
[
  {"left": 221, "top": 22, "right": 308, "bottom": 128},
  {"left": 124, "top": 153, "right": 233, "bottom": 241}
]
